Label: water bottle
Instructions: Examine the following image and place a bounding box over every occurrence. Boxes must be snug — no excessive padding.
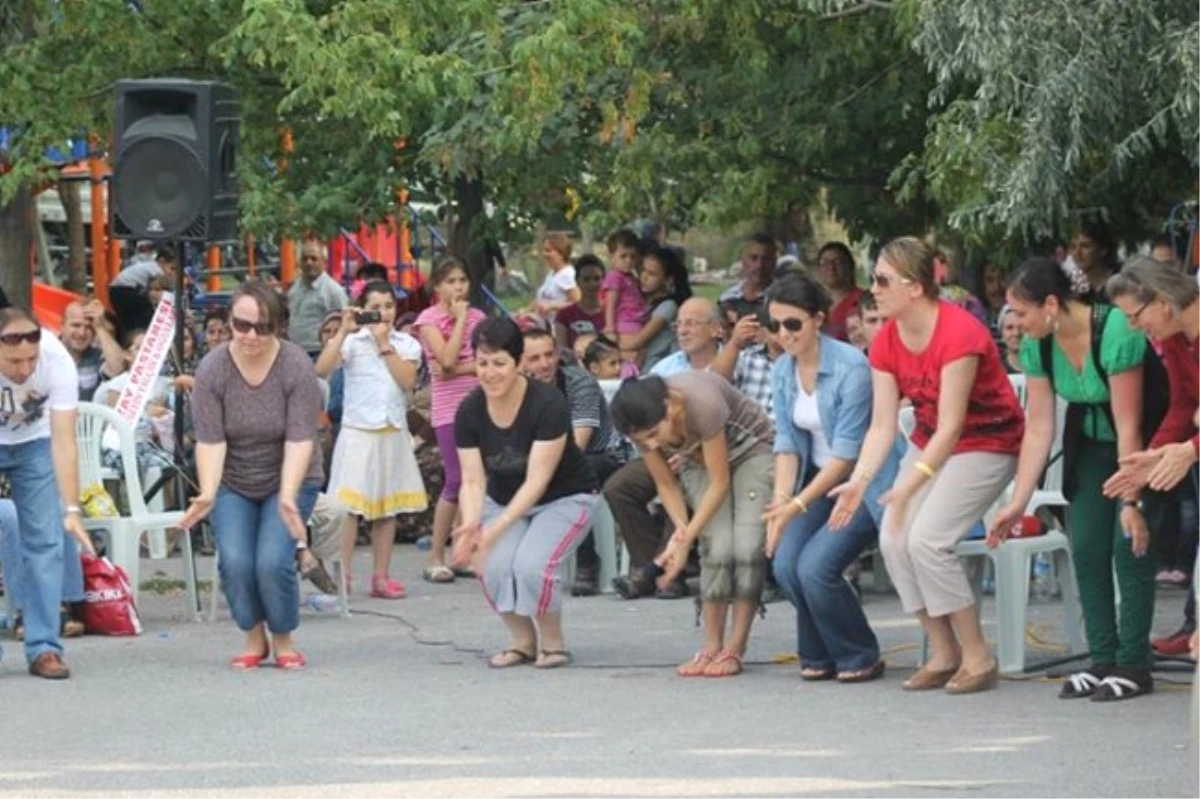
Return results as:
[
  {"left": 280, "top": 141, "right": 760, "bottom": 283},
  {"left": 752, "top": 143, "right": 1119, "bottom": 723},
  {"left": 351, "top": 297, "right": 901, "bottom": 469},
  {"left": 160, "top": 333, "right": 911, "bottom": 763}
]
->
[
  {"left": 303, "top": 593, "right": 339, "bottom": 612},
  {"left": 1031, "top": 553, "right": 1054, "bottom": 602},
  {"left": 415, "top": 535, "right": 432, "bottom": 552}
]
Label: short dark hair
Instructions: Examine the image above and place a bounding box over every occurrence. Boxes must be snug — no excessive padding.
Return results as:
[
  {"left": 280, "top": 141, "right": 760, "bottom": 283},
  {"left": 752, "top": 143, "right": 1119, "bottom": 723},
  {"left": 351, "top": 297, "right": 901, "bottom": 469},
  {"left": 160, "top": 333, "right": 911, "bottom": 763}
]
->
[
  {"left": 521, "top": 327, "right": 556, "bottom": 346},
  {"left": 606, "top": 229, "right": 643, "bottom": 254},
  {"left": 357, "top": 279, "right": 395, "bottom": 307},
  {"left": 229, "top": 281, "right": 284, "bottom": 335},
  {"left": 155, "top": 249, "right": 177, "bottom": 264},
  {"left": 1077, "top": 217, "right": 1119, "bottom": 272},
  {"left": 204, "top": 307, "right": 229, "bottom": 324},
  {"left": 747, "top": 232, "right": 777, "bottom": 252},
  {"left": 472, "top": 316, "right": 524, "bottom": 362},
  {"left": 766, "top": 273, "right": 831, "bottom": 317},
  {"left": 574, "top": 253, "right": 606, "bottom": 278},
  {"left": 856, "top": 292, "right": 877, "bottom": 313},
  {"left": 357, "top": 262, "right": 389, "bottom": 283},
  {"left": 610, "top": 376, "right": 670, "bottom": 436},
  {"left": 818, "top": 241, "right": 856, "bottom": 285}
]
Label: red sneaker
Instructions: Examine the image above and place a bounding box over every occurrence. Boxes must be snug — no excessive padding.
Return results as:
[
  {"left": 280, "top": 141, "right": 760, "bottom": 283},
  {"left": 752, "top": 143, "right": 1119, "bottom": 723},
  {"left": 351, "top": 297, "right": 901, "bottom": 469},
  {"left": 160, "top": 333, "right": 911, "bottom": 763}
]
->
[
  {"left": 1151, "top": 630, "right": 1195, "bottom": 658},
  {"left": 370, "top": 576, "right": 407, "bottom": 599}
]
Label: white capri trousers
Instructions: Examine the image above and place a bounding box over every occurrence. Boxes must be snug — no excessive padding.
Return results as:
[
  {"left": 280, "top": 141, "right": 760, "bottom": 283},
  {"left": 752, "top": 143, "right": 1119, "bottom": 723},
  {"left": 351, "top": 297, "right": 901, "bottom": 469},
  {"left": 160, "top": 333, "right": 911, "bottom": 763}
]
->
[{"left": 879, "top": 446, "right": 1016, "bottom": 618}]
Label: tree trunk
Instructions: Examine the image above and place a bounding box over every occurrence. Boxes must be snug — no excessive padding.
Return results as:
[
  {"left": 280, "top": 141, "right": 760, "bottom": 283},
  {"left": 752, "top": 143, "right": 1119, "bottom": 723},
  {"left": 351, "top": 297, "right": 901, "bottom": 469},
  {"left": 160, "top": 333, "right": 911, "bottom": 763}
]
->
[
  {"left": 448, "top": 172, "right": 493, "bottom": 308},
  {"left": 58, "top": 179, "right": 88, "bottom": 294},
  {"left": 0, "top": 183, "right": 35, "bottom": 310}
]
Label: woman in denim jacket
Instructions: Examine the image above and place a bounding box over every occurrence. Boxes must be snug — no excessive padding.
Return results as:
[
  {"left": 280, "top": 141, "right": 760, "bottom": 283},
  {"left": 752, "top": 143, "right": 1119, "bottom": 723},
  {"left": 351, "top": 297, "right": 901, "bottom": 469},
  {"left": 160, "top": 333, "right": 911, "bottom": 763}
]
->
[{"left": 762, "top": 274, "right": 901, "bottom": 682}]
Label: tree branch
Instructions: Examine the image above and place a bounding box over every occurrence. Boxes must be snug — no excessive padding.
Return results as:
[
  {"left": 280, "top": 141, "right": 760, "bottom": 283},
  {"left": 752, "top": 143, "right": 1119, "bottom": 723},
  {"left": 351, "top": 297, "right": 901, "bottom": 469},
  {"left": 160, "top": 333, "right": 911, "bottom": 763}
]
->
[{"left": 822, "top": 1, "right": 894, "bottom": 20}]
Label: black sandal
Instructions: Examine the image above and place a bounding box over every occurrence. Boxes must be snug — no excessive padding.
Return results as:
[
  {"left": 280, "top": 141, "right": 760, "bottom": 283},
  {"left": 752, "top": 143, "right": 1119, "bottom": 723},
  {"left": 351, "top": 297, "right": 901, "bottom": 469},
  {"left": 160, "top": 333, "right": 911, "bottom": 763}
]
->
[
  {"left": 1090, "top": 669, "right": 1153, "bottom": 702},
  {"left": 1058, "top": 668, "right": 1107, "bottom": 699},
  {"left": 487, "top": 648, "right": 536, "bottom": 669}
]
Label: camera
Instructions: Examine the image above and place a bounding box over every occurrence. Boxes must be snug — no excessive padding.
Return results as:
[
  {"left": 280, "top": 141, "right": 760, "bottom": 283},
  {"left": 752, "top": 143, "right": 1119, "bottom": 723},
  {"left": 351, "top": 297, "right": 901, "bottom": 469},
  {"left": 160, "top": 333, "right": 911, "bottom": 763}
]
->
[{"left": 356, "top": 311, "right": 382, "bottom": 325}]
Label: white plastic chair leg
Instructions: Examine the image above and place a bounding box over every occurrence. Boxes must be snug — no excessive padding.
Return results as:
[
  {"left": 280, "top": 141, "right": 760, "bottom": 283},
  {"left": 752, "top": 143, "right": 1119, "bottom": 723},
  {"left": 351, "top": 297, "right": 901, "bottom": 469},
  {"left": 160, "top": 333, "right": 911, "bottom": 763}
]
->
[
  {"left": 178, "top": 526, "right": 200, "bottom": 622},
  {"left": 107, "top": 520, "right": 142, "bottom": 608},
  {"left": 994, "top": 543, "right": 1033, "bottom": 675},
  {"left": 208, "top": 552, "right": 221, "bottom": 622}
]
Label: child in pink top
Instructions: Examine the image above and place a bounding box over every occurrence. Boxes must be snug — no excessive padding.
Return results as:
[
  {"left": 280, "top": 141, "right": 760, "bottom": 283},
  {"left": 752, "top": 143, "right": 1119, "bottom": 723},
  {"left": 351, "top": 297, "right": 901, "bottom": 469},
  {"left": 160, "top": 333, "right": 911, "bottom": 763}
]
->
[
  {"left": 412, "top": 257, "right": 487, "bottom": 583},
  {"left": 603, "top": 229, "right": 649, "bottom": 361}
]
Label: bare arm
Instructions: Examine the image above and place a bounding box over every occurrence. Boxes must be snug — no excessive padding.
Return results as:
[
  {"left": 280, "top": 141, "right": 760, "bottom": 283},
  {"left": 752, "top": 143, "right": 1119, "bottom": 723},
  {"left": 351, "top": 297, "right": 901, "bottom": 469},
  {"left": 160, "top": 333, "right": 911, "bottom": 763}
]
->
[
  {"left": 849, "top": 370, "right": 902, "bottom": 483},
  {"left": 279, "top": 440, "right": 314, "bottom": 506},
  {"left": 50, "top": 409, "right": 81, "bottom": 508},
  {"left": 553, "top": 321, "right": 571, "bottom": 349},
  {"left": 481, "top": 435, "right": 568, "bottom": 543},
  {"left": 624, "top": 314, "right": 669, "bottom": 352},
  {"left": 457, "top": 448, "right": 487, "bottom": 528},
  {"left": 603, "top": 291, "right": 618, "bottom": 334},
  {"left": 93, "top": 325, "right": 126, "bottom": 378},
  {"left": 314, "top": 324, "right": 350, "bottom": 377},
  {"left": 419, "top": 320, "right": 466, "bottom": 373},
  {"left": 642, "top": 448, "right": 691, "bottom": 532},
  {"left": 795, "top": 456, "right": 855, "bottom": 508},
  {"left": 773, "top": 453, "right": 800, "bottom": 502},
  {"left": 573, "top": 426, "right": 593, "bottom": 451},
  {"left": 193, "top": 442, "right": 228, "bottom": 500},
  {"left": 1109, "top": 367, "right": 1145, "bottom": 481}
]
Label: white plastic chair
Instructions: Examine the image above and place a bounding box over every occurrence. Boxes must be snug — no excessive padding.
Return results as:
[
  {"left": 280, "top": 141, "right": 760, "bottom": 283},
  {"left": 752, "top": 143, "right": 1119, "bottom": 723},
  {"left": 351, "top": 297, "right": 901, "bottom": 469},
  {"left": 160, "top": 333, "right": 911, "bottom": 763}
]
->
[{"left": 76, "top": 402, "right": 199, "bottom": 620}]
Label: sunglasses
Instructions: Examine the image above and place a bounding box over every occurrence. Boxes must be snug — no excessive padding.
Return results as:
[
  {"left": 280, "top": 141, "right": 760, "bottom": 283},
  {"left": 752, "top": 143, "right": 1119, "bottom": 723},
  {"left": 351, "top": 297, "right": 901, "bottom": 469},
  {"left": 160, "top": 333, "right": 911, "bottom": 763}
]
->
[
  {"left": 763, "top": 317, "right": 804, "bottom": 334},
  {"left": 871, "top": 271, "right": 912, "bottom": 289},
  {"left": 230, "top": 317, "right": 273, "bottom": 336},
  {"left": 0, "top": 328, "right": 42, "bottom": 347}
]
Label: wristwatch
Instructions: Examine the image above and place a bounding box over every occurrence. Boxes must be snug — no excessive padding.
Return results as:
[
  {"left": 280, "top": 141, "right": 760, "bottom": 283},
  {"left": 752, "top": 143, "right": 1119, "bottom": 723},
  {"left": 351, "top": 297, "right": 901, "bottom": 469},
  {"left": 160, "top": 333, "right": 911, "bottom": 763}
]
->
[
  {"left": 64, "top": 505, "right": 82, "bottom": 517},
  {"left": 1120, "top": 498, "right": 1144, "bottom": 512}
]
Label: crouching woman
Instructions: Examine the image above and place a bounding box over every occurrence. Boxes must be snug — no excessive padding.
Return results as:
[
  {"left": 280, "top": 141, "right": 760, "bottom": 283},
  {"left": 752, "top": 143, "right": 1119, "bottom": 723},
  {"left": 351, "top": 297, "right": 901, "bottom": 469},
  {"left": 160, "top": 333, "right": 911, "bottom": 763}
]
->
[{"left": 453, "top": 318, "right": 599, "bottom": 669}]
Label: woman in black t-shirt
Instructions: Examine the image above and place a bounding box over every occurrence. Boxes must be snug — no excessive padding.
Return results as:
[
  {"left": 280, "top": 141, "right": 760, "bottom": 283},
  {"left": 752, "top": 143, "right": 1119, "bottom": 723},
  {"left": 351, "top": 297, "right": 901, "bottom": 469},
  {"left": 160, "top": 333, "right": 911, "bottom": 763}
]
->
[{"left": 454, "top": 317, "right": 599, "bottom": 669}]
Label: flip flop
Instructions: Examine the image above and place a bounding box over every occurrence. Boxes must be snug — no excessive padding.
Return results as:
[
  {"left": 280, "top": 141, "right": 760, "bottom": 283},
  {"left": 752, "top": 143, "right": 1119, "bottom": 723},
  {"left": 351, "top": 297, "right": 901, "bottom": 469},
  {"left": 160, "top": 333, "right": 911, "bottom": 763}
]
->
[
  {"left": 703, "top": 650, "right": 744, "bottom": 678},
  {"left": 275, "top": 652, "right": 307, "bottom": 671},
  {"left": 230, "top": 649, "right": 270, "bottom": 671},
  {"left": 837, "top": 660, "right": 886, "bottom": 683},
  {"left": 488, "top": 648, "right": 536, "bottom": 669},
  {"left": 422, "top": 565, "right": 456, "bottom": 584},
  {"left": 535, "top": 650, "right": 573, "bottom": 670}
]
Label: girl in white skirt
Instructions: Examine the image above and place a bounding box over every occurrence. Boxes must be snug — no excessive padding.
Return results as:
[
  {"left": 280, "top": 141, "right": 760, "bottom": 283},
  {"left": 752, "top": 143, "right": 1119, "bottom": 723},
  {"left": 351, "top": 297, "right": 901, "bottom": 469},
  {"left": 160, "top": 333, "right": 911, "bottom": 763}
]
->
[{"left": 316, "top": 280, "right": 427, "bottom": 598}]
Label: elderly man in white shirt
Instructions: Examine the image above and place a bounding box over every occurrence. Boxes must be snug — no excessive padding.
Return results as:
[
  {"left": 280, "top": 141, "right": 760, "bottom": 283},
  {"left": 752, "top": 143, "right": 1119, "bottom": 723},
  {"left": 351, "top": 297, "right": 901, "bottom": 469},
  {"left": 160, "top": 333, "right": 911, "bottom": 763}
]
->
[{"left": 288, "top": 240, "right": 349, "bottom": 356}]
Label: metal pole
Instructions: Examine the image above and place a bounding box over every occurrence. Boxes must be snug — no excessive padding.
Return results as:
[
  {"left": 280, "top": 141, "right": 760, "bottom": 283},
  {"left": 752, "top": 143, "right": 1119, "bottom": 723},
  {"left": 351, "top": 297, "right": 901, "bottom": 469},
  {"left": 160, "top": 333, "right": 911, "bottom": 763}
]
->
[{"left": 172, "top": 239, "right": 198, "bottom": 617}]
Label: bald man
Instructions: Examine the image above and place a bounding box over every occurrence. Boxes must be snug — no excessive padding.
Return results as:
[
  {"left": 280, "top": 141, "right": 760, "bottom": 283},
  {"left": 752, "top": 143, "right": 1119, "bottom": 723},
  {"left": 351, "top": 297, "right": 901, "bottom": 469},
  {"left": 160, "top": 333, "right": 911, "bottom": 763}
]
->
[
  {"left": 288, "top": 239, "right": 348, "bottom": 356},
  {"left": 59, "top": 301, "right": 124, "bottom": 401},
  {"left": 647, "top": 297, "right": 724, "bottom": 378}
]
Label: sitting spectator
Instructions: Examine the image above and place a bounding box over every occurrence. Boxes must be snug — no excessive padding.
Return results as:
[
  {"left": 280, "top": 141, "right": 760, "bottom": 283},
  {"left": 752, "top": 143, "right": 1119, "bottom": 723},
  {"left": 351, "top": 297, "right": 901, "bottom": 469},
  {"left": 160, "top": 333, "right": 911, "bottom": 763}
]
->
[
  {"left": 94, "top": 329, "right": 177, "bottom": 479},
  {"left": 528, "top": 233, "right": 579, "bottom": 320},
  {"left": 719, "top": 233, "right": 778, "bottom": 322},
  {"left": 204, "top": 308, "right": 232, "bottom": 352},
  {"left": 59, "top": 300, "right": 123, "bottom": 401},
  {"left": 814, "top": 242, "right": 865, "bottom": 342},
  {"left": 317, "top": 284, "right": 426, "bottom": 599},
  {"left": 1071, "top": 218, "right": 1121, "bottom": 299},
  {"left": 452, "top": 317, "right": 600, "bottom": 669},
  {"left": 553, "top": 255, "right": 605, "bottom": 350},
  {"left": 582, "top": 336, "right": 623, "bottom": 381},
  {"left": 610, "top": 372, "right": 775, "bottom": 678},
  {"left": 847, "top": 292, "right": 883, "bottom": 353},
  {"left": 997, "top": 305, "right": 1023, "bottom": 374},
  {"left": 712, "top": 307, "right": 780, "bottom": 417},
  {"left": 522, "top": 328, "right": 626, "bottom": 596},
  {"left": 601, "top": 229, "right": 648, "bottom": 364},
  {"left": 625, "top": 245, "right": 693, "bottom": 371}
]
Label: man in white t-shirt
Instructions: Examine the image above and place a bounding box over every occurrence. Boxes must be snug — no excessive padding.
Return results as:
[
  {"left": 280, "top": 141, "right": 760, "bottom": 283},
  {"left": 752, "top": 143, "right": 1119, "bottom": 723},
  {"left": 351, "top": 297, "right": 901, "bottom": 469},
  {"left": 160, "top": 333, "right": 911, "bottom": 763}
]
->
[{"left": 0, "top": 308, "right": 94, "bottom": 679}]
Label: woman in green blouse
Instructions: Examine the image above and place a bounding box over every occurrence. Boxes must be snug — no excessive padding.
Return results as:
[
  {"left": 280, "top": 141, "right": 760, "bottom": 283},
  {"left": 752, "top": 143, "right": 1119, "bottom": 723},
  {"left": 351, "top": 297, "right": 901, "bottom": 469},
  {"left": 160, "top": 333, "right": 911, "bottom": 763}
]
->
[{"left": 988, "top": 257, "right": 1155, "bottom": 701}]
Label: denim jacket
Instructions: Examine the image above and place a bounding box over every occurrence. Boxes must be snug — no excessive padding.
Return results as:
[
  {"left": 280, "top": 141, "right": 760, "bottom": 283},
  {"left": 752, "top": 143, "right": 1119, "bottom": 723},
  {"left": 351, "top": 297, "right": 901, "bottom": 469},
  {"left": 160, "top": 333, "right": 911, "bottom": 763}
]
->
[{"left": 770, "top": 335, "right": 902, "bottom": 528}]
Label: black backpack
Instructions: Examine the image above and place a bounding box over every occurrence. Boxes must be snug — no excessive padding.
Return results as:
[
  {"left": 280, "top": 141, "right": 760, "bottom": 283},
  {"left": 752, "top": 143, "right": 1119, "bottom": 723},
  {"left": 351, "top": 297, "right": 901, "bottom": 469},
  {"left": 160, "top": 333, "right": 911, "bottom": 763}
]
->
[{"left": 1038, "top": 303, "right": 1169, "bottom": 500}]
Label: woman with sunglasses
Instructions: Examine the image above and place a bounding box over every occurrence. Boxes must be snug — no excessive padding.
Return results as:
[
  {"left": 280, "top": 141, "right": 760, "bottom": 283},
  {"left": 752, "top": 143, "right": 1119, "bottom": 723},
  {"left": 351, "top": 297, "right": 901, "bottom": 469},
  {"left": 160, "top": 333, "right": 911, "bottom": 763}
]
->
[
  {"left": 761, "top": 274, "right": 901, "bottom": 683},
  {"left": 182, "top": 282, "right": 324, "bottom": 670},
  {"left": 829, "top": 237, "right": 1023, "bottom": 694}
]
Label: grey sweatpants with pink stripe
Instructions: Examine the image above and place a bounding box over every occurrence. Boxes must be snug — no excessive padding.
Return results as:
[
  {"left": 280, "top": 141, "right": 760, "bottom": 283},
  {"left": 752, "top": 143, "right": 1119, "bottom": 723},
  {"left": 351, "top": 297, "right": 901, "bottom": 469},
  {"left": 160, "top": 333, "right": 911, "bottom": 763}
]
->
[{"left": 480, "top": 493, "right": 599, "bottom": 617}]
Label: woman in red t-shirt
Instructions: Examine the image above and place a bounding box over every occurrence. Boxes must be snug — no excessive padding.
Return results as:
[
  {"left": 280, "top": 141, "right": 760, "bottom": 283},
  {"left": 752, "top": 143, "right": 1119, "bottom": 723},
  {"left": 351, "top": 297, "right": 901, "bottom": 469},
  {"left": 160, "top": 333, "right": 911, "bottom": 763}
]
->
[{"left": 829, "top": 236, "right": 1024, "bottom": 695}]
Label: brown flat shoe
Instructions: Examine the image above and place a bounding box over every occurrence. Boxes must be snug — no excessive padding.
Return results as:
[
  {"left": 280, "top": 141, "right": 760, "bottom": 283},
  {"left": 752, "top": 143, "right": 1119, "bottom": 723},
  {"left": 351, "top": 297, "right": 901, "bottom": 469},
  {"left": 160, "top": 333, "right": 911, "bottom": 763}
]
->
[
  {"left": 903, "top": 664, "right": 959, "bottom": 691},
  {"left": 29, "top": 652, "right": 70, "bottom": 680},
  {"left": 945, "top": 662, "right": 999, "bottom": 694}
]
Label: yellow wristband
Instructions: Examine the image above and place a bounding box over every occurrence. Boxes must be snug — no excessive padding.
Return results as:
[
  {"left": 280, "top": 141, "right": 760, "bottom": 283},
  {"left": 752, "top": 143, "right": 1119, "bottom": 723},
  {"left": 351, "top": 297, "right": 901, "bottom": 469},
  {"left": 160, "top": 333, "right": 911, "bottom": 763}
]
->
[
  {"left": 791, "top": 496, "right": 809, "bottom": 514},
  {"left": 913, "top": 461, "right": 937, "bottom": 479}
]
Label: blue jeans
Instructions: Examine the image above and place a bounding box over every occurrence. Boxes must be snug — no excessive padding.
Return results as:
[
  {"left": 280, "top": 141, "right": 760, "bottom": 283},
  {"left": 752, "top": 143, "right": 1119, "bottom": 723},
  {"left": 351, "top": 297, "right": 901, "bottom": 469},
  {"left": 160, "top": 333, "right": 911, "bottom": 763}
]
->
[
  {"left": 0, "top": 499, "right": 85, "bottom": 610},
  {"left": 212, "top": 484, "right": 319, "bottom": 634},
  {"left": 772, "top": 492, "right": 880, "bottom": 672},
  {"left": 0, "top": 438, "right": 66, "bottom": 663}
]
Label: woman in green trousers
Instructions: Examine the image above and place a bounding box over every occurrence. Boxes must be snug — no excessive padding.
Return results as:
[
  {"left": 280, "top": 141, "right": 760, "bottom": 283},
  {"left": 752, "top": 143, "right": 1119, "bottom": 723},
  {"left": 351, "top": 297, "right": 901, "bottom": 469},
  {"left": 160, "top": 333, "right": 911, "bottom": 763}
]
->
[{"left": 989, "top": 256, "right": 1156, "bottom": 701}]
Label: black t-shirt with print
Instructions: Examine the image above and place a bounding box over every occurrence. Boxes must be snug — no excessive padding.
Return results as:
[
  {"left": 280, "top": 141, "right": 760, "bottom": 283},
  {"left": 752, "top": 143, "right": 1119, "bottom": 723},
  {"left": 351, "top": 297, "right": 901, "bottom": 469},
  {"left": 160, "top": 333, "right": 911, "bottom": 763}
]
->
[{"left": 454, "top": 378, "right": 598, "bottom": 506}]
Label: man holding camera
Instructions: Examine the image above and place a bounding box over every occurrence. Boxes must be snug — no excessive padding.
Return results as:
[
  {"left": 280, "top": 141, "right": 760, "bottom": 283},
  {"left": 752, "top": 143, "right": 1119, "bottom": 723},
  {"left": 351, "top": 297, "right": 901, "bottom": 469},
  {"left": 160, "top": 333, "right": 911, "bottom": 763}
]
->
[{"left": 288, "top": 239, "right": 348, "bottom": 357}]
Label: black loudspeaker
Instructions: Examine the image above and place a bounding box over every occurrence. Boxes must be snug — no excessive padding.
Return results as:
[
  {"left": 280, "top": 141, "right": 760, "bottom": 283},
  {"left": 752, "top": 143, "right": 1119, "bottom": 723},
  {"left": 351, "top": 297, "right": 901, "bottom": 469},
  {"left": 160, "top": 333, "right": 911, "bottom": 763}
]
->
[{"left": 110, "top": 79, "right": 239, "bottom": 242}]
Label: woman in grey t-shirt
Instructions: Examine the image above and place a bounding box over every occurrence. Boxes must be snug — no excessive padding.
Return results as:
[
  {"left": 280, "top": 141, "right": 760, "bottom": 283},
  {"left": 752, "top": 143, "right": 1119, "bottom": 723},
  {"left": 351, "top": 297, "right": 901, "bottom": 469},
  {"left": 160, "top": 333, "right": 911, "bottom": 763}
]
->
[
  {"left": 182, "top": 282, "right": 324, "bottom": 671},
  {"left": 610, "top": 371, "right": 774, "bottom": 678}
]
